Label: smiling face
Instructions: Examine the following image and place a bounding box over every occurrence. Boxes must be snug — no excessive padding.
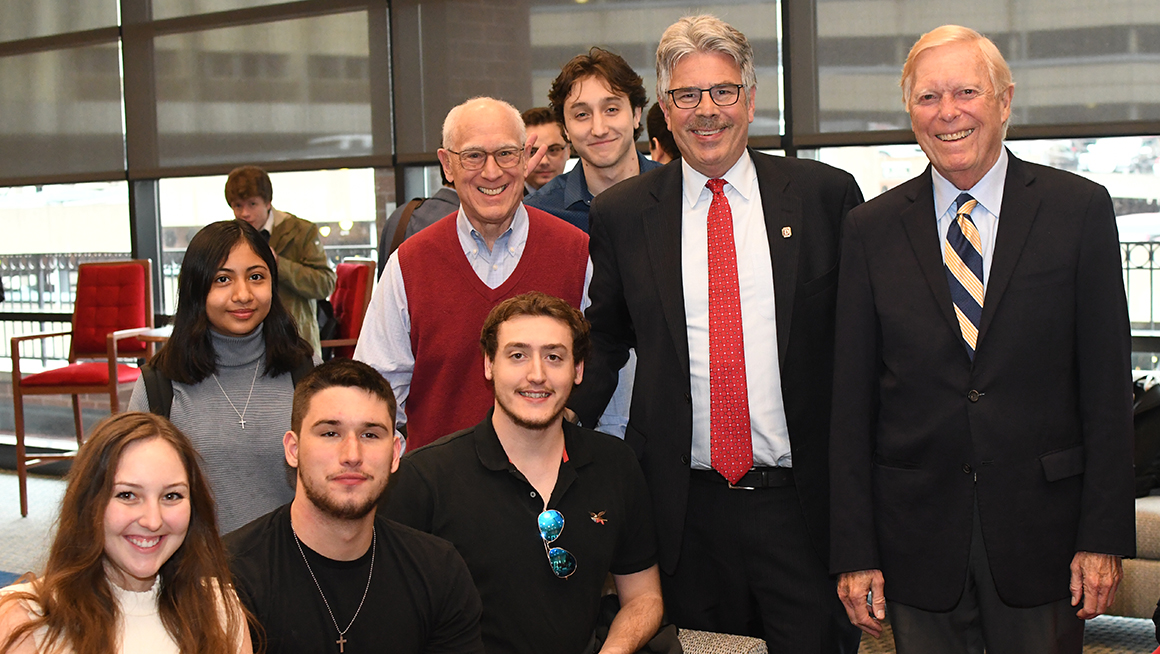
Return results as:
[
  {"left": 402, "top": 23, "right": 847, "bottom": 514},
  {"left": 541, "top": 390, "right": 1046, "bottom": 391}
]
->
[
  {"left": 908, "top": 41, "right": 1013, "bottom": 190},
  {"left": 438, "top": 101, "right": 526, "bottom": 234},
  {"left": 562, "top": 75, "right": 642, "bottom": 172},
  {"left": 204, "top": 241, "right": 272, "bottom": 337},
  {"left": 230, "top": 196, "right": 271, "bottom": 231},
  {"left": 662, "top": 50, "right": 754, "bottom": 179},
  {"left": 103, "top": 437, "right": 191, "bottom": 592},
  {"left": 286, "top": 385, "right": 399, "bottom": 521},
  {"left": 525, "top": 122, "right": 570, "bottom": 191},
  {"left": 484, "top": 315, "right": 583, "bottom": 433}
]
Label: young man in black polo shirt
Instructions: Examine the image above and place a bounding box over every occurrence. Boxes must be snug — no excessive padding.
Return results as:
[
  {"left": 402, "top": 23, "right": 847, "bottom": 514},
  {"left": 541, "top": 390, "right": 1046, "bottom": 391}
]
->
[
  {"left": 225, "top": 359, "right": 483, "bottom": 654},
  {"left": 384, "top": 291, "right": 663, "bottom": 654}
]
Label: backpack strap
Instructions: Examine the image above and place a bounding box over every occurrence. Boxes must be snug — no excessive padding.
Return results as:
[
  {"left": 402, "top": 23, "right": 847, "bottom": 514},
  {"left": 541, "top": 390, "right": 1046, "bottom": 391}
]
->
[
  {"left": 141, "top": 364, "right": 174, "bottom": 419},
  {"left": 389, "top": 198, "right": 427, "bottom": 255}
]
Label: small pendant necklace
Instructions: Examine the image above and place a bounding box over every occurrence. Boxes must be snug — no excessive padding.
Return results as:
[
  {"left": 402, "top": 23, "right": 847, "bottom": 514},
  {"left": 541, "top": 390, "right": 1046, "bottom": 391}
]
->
[
  {"left": 211, "top": 360, "right": 260, "bottom": 429},
  {"left": 292, "top": 525, "right": 376, "bottom": 653}
]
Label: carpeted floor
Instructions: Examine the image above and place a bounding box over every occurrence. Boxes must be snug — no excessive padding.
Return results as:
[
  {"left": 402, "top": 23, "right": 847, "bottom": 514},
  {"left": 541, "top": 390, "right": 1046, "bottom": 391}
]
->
[{"left": 0, "top": 470, "right": 1156, "bottom": 653}]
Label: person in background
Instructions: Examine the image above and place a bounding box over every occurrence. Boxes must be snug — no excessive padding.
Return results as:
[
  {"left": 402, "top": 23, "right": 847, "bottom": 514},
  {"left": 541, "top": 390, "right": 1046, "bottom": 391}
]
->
[
  {"left": 571, "top": 14, "right": 864, "bottom": 652},
  {"left": 386, "top": 292, "right": 663, "bottom": 654},
  {"left": 522, "top": 106, "right": 571, "bottom": 195},
  {"left": 646, "top": 102, "right": 679, "bottom": 164},
  {"left": 525, "top": 47, "right": 661, "bottom": 233},
  {"left": 226, "top": 165, "right": 336, "bottom": 356},
  {"left": 377, "top": 162, "right": 460, "bottom": 278},
  {"left": 129, "top": 220, "right": 315, "bottom": 534},
  {"left": 356, "top": 97, "right": 589, "bottom": 451},
  {"left": 831, "top": 25, "right": 1134, "bottom": 654},
  {"left": 0, "top": 412, "right": 251, "bottom": 654},
  {"left": 227, "top": 359, "right": 483, "bottom": 654}
]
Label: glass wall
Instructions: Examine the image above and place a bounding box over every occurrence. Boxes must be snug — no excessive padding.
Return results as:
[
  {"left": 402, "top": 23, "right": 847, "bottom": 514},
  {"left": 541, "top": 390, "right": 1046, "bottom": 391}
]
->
[
  {"left": 392, "top": 0, "right": 783, "bottom": 155},
  {"left": 157, "top": 168, "right": 378, "bottom": 311},
  {"left": 813, "top": 0, "right": 1160, "bottom": 134}
]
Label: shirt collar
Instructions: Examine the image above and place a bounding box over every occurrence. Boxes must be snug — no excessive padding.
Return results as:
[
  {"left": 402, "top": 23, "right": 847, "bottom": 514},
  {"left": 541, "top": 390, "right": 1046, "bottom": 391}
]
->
[
  {"left": 473, "top": 408, "right": 594, "bottom": 472},
  {"left": 565, "top": 150, "right": 657, "bottom": 209},
  {"left": 260, "top": 207, "right": 274, "bottom": 232},
  {"left": 680, "top": 149, "right": 757, "bottom": 208},
  {"left": 455, "top": 203, "right": 529, "bottom": 254},
  {"left": 932, "top": 146, "right": 1008, "bottom": 220}
]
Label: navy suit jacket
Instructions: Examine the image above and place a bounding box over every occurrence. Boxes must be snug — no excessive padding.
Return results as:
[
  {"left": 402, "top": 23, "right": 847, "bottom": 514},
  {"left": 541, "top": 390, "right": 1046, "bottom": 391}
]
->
[
  {"left": 829, "top": 152, "right": 1136, "bottom": 610},
  {"left": 572, "top": 150, "right": 864, "bottom": 573}
]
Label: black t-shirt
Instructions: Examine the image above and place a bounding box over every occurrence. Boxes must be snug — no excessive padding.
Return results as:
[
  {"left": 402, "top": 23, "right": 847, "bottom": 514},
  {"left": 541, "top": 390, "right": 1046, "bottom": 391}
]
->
[
  {"left": 225, "top": 504, "right": 484, "bottom": 654},
  {"left": 383, "top": 412, "right": 657, "bottom": 654}
]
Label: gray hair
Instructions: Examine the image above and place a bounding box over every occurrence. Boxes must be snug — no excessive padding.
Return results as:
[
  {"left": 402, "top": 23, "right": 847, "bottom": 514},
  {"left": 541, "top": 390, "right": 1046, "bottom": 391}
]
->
[
  {"left": 441, "top": 96, "right": 526, "bottom": 151},
  {"left": 655, "top": 15, "right": 757, "bottom": 108}
]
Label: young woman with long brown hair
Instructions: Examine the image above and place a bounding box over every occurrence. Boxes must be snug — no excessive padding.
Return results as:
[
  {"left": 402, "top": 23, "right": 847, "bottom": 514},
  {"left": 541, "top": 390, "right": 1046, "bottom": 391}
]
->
[{"left": 0, "top": 412, "right": 252, "bottom": 654}]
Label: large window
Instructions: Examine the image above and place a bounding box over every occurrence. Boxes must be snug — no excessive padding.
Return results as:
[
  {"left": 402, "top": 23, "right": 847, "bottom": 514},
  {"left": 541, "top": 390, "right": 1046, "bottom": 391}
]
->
[{"left": 813, "top": 0, "right": 1160, "bottom": 134}]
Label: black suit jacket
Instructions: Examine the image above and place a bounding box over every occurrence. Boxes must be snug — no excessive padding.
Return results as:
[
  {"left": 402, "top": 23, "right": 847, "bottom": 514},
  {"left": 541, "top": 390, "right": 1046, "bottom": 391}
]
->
[
  {"left": 572, "top": 149, "right": 864, "bottom": 573},
  {"left": 829, "top": 153, "right": 1136, "bottom": 611}
]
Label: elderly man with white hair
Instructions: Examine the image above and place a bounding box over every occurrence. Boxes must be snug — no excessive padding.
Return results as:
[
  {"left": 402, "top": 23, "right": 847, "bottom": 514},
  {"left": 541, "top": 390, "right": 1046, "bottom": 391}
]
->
[{"left": 356, "top": 97, "right": 590, "bottom": 450}]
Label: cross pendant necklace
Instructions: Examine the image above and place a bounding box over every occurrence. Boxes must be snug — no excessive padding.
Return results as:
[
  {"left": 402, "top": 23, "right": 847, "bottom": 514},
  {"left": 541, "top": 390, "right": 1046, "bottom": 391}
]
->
[
  {"left": 293, "top": 524, "right": 375, "bottom": 654},
  {"left": 211, "top": 360, "right": 261, "bottom": 429}
]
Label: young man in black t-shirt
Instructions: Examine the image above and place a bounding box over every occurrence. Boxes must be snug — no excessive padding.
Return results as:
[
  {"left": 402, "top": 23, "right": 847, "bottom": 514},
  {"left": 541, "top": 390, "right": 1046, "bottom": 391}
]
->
[
  {"left": 225, "top": 359, "right": 483, "bottom": 654},
  {"left": 385, "top": 292, "right": 663, "bottom": 654}
]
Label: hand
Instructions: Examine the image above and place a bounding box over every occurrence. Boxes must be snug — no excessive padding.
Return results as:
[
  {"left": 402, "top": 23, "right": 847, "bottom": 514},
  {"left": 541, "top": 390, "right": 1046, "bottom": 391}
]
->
[
  {"left": 524, "top": 132, "right": 548, "bottom": 174},
  {"left": 837, "top": 569, "right": 886, "bottom": 638},
  {"left": 1070, "top": 551, "right": 1122, "bottom": 619}
]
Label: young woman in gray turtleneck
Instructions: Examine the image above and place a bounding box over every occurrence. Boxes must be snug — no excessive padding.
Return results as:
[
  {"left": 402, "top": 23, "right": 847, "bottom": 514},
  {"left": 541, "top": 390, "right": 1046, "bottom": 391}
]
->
[{"left": 128, "top": 220, "right": 316, "bottom": 534}]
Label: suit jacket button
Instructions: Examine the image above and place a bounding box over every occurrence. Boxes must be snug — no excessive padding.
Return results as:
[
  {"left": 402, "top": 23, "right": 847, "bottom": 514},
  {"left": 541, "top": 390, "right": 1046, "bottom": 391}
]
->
[
  {"left": 681, "top": 454, "right": 690, "bottom": 465},
  {"left": 962, "top": 463, "right": 972, "bottom": 474},
  {"left": 967, "top": 390, "right": 980, "bottom": 402},
  {"left": 684, "top": 393, "right": 692, "bottom": 403}
]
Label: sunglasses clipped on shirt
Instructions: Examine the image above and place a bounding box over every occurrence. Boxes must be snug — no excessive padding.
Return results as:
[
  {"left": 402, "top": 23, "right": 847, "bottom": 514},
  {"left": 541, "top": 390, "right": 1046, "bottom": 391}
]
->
[{"left": 538, "top": 509, "right": 577, "bottom": 579}]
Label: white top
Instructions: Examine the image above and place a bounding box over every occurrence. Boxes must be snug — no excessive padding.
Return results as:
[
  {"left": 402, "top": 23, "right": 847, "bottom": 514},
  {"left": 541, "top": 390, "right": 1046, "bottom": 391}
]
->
[
  {"left": 680, "top": 152, "right": 792, "bottom": 470},
  {"left": 1, "top": 580, "right": 176, "bottom": 653},
  {"left": 0, "top": 579, "right": 244, "bottom": 654}
]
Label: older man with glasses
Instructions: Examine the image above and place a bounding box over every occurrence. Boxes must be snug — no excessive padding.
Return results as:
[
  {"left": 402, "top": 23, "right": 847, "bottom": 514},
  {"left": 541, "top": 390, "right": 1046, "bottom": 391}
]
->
[
  {"left": 385, "top": 291, "right": 664, "bottom": 654},
  {"left": 356, "top": 97, "right": 591, "bottom": 451}
]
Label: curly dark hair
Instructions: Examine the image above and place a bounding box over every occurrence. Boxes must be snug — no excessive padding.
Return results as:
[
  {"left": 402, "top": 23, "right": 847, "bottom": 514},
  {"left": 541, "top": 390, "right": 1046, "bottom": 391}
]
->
[{"left": 548, "top": 47, "right": 648, "bottom": 140}]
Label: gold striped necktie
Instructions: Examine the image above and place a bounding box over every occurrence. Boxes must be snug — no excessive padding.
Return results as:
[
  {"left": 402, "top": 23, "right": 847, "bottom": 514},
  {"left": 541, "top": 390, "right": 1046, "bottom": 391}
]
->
[{"left": 944, "top": 193, "right": 983, "bottom": 359}]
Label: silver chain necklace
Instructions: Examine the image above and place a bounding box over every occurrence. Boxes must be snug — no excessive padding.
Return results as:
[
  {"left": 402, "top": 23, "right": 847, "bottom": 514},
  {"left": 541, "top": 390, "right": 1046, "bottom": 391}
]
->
[
  {"left": 292, "top": 524, "right": 376, "bottom": 653},
  {"left": 211, "top": 360, "right": 260, "bottom": 429}
]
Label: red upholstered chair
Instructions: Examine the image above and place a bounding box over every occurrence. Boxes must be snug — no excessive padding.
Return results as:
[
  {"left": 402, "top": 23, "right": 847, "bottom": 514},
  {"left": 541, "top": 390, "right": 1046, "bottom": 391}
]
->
[
  {"left": 10, "top": 260, "right": 154, "bottom": 516},
  {"left": 321, "top": 258, "right": 376, "bottom": 359}
]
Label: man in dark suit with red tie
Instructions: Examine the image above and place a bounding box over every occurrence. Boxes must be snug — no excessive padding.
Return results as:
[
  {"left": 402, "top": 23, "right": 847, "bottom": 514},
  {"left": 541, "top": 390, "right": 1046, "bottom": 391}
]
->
[
  {"left": 829, "top": 25, "right": 1135, "bottom": 654},
  {"left": 570, "top": 14, "right": 864, "bottom": 652}
]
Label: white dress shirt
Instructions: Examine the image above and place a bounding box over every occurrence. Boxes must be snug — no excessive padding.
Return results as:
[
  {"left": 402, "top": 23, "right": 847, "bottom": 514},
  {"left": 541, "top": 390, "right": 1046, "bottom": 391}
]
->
[{"left": 680, "top": 152, "right": 792, "bottom": 470}]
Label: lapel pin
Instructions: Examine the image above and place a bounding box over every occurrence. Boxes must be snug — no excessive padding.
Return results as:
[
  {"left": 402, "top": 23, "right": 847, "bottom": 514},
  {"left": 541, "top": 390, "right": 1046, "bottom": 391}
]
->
[
  {"left": 781, "top": 227, "right": 792, "bottom": 238},
  {"left": 590, "top": 511, "right": 607, "bottom": 525}
]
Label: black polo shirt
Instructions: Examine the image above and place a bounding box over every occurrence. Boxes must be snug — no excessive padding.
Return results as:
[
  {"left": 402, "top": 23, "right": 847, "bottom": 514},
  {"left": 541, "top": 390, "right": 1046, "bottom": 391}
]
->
[{"left": 384, "top": 410, "right": 657, "bottom": 654}]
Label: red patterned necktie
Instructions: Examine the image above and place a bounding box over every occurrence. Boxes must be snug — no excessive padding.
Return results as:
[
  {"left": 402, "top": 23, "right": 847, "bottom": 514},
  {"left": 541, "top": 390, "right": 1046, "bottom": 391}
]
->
[{"left": 706, "top": 178, "right": 752, "bottom": 484}]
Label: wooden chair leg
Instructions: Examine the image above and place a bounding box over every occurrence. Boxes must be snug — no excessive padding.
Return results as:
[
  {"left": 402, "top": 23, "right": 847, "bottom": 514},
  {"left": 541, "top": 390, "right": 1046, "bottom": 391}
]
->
[
  {"left": 14, "top": 390, "right": 28, "bottom": 518},
  {"left": 72, "top": 394, "right": 84, "bottom": 447}
]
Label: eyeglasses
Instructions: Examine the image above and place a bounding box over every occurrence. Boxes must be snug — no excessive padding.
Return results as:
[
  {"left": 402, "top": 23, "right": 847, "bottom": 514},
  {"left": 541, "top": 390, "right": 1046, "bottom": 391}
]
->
[
  {"left": 446, "top": 147, "right": 523, "bottom": 171},
  {"left": 530, "top": 144, "right": 568, "bottom": 157},
  {"left": 667, "top": 84, "right": 746, "bottom": 110},
  {"left": 537, "top": 509, "right": 577, "bottom": 578}
]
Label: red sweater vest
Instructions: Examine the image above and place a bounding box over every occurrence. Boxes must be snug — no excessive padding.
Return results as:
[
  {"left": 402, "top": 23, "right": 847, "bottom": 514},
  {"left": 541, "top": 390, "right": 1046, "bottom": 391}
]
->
[{"left": 398, "top": 207, "right": 588, "bottom": 448}]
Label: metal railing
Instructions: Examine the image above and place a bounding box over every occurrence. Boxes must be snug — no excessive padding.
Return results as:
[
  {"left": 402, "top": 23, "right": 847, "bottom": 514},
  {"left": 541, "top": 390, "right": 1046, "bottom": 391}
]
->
[{"left": 1, "top": 246, "right": 378, "bottom": 363}]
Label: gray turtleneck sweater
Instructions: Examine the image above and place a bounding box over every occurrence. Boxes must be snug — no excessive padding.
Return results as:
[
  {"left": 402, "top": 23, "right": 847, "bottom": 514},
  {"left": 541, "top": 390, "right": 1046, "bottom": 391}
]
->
[{"left": 128, "top": 325, "right": 297, "bottom": 534}]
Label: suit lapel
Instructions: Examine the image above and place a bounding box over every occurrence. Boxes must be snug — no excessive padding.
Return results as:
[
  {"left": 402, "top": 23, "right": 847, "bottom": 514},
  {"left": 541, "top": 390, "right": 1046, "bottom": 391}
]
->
[
  {"left": 752, "top": 152, "right": 798, "bottom": 362},
  {"left": 642, "top": 164, "right": 692, "bottom": 376},
  {"left": 978, "top": 153, "right": 1039, "bottom": 345},
  {"left": 900, "top": 168, "right": 961, "bottom": 339}
]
